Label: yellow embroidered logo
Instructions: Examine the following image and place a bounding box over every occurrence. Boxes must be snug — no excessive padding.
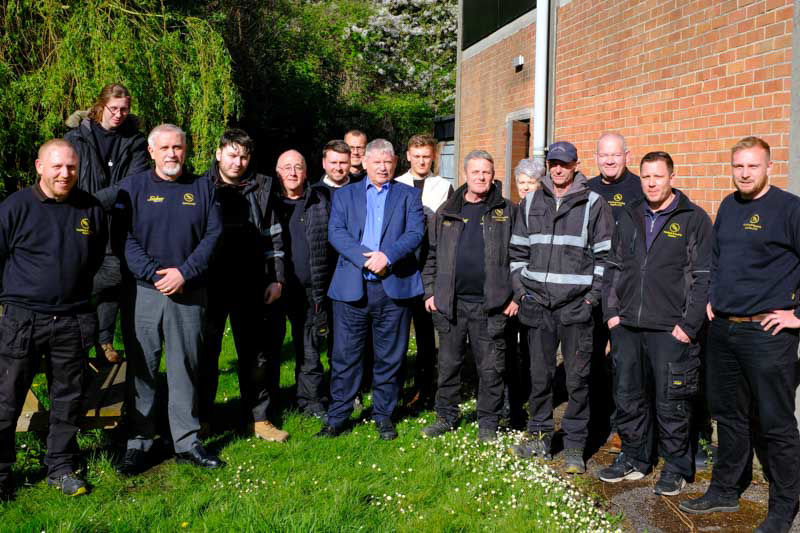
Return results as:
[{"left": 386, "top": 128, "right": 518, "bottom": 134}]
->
[
  {"left": 443, "top": 220, "right": 452, "bottom": 226},
  {"left": 147, "top": 195, "right": 165, "bottom": 203},
  {"left": 614, "top": 194, "right": 623, "bottom": 202},
  {"left": 743, "top": 213, "right": 762, "bottom": 231},
  {"left": 75, "top": 217, "right": 92, "bottom": 235},
  {"left": 663, "top": 222, "right": 683, "bottom": 238},
  {"left": 492, "top": 208, "right": 508, "bottom": 222},
  {"left": 182, "top": 193, "right": 196, "bottom": 206},
  {"left": 608, "top": 193, "right": 625, "bottom": 207}
]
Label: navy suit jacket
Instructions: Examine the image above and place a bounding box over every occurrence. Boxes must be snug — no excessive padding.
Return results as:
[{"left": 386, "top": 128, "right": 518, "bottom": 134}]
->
[{"left": 327, "top": 178, "right": 425, "bottom": 302}]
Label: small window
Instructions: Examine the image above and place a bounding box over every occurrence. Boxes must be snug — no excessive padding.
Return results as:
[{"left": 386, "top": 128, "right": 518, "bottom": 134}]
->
[{"left": 462, "top": 0, "right": 537, "bottom": 50}]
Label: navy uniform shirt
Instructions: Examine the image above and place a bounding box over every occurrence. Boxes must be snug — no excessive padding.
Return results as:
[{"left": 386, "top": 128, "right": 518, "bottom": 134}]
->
[
  {"left": 115, "top": 169, "right": 222, "bottom": 287},
  {"left": 587, "top": 168, "right": 644, "bottom": 221},
  {"left": 0, "top": 184, "right": 107, "bottom": 313},
  {"left": 711, "top": 186, "right": 800, "bottom": 316}
]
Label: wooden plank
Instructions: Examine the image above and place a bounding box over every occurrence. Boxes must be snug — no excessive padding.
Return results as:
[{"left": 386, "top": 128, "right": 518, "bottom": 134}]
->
[{"left": 16, "top": 361, "right": 127, "bottom": 432}]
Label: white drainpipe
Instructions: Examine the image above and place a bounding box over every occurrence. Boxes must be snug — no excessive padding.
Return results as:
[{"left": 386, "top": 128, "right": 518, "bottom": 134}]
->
[{"left": 532, "top": 0, "right": 551, "bottom": 162}]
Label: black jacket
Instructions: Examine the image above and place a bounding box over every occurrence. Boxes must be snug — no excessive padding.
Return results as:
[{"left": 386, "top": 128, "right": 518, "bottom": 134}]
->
[
  {"left": 423, "top": 182, "right": 514, "bottom": 320},
  {"left": 603, "top": 192, "right": 713, "bottom": 338},
  {"left": 277, "top": 186, "right": 332, "bottom": 306},
  {"left": 64, "top": 111, "right": 150, "bottom": 210},
  {"left": 510, "top": 172, "right": 614, "bottom": 319},
  {"left": 202, "top": 162, "right": 285, "bottom": 286}
]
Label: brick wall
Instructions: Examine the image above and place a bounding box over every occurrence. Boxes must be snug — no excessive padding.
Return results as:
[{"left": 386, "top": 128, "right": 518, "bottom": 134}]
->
[
  {"left": 457, "top": 0, "right": 794, "bottom": 215},
  {"left": 458, "top": 23, "right": 536, "bottom": 187}
]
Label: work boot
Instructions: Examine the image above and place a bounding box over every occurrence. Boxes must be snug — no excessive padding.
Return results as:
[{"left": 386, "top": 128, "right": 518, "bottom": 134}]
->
[
  {"left": 599, "top": 452, "right": 647, "bottom": 482},
  {"left": 754, "top": 514, "right": 794, "bottom": 533},
  {"left": 606, "top": 432, "right": 622, "bottom": 453},
  {"left": 376, "top": 419, "right": 398, "bottom": 440},
  {"left": 654, "top": 470, "right": 686, "bottom": 496},
  {"left": 253, "top": 421, "right": 289, "bottom": 442},
  {"left": 478, "top": 428, "right": 498, "bottom": 443},
  {"left": 97, "top": 343, "right": 121, "bottom": 364},
  {"left": 117, "top": 448, "right": 151, "bottom": 477},
  {"left": 679, "top": 491, "right": 739, "bottom": 514},
  {"left": 421, "top": 417, "right": 455, "bottom": 438},
  {"left": 510, "top": 432, "right": 552, "bottom": 460},
  {"left": 47, "top": 472, "right": 88, "bottom": 496},
  {"left": 563, "top": 448, "right": 586, "bottom": 474}
]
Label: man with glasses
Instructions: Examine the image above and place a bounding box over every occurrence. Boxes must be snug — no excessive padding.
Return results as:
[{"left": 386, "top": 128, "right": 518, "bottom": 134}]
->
[
  {"left": 344, "top": 130, "right": 368, "bottom": 182},
  {"left": 65, "top": 83, "right": 150, "bottom": 364}
]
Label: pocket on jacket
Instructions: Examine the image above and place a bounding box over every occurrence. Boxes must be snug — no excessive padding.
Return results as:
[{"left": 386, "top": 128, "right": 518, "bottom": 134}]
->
[
  {"left": 560, "top": 298, "right": 593, "bottom": 326},
  {"left": 667, "top": 357, "right": 701, "bottom": 400},
  {"left": 517, "top": 296, "right": 543, "bottom": 328},
  {"left": 0, "top": 308, "right": 33, "bottom": 359},
  {"left": 77, "top": 312, "right": 99, "bottom": 351}
]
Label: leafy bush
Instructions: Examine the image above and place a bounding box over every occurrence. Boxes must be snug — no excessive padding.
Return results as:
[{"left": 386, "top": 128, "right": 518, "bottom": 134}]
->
[{"left": 0, "top": 0, "right": 239, "bottom": 195}]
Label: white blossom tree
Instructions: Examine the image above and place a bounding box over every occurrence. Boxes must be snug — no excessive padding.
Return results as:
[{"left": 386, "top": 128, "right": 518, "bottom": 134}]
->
[{"left": 344, "top": 0, "right": 457, "bottom": 113}]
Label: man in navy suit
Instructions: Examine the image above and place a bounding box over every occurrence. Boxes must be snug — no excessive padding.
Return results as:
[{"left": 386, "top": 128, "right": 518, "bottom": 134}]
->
[{"left": 315, "top": 139, "right": 425, "bottom": 440}]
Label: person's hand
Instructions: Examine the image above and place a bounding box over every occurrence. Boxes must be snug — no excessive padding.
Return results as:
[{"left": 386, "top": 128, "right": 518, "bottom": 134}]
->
[
  {"left": 154, "top": 268, "right": 185, "bottom": 296},
  {"left": 425, "top": 296, "right": 437, "bottom": 313},
  {"left": 706, "top": 302, "right": 715, "bottom": 321},
  {"left": 672, "top": 324, "right": 690, "bottom": 343},
  {"left": 605, "top": 340, "right": 611, "bottom": 357},
  {"left": 363, "top": 251, "right": 389, "bottom": 274},
  {"left": 503, "top": 301, "right": 519, "bottom": 317},
  {"left": 607, "top": 316, "right": 621, "bottom": 329},
  {"left": 760, "top": 310, "right": 800, "bottom": 336},
  {"left": 264, "top": 282, "right": 282, "bottom": 304}
]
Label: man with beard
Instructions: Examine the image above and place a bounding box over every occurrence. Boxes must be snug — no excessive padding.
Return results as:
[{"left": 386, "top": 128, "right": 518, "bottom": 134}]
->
[{"left": 115, "top": 124, "right": 223, "bottom": 474}]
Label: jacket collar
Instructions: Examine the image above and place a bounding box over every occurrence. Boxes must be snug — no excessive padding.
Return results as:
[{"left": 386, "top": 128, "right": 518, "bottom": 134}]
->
[
  {"left": 440, "top": 181, "right": 505, "bottom": 219},
  {"left": 539, "top": 171, "right": 589, "bottom": 199}
]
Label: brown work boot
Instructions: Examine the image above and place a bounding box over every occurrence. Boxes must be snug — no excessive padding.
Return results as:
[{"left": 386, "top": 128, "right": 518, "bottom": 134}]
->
[
  {"left": 97, "top": 343, "right": 121, "bottom": 364},
  {"left": 607, "top": 432, "right": 622, "bottom": 453},
  {"left": 253, "top": 421, "right": 289, "bottom": 442}
]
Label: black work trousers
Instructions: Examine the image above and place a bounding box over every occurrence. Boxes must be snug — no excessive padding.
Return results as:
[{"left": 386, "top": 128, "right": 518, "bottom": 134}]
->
[
  {"left": 200, "top": 283, "right": 279, "bottom": 424},
  {"left": 0, "top": 305, "right": 95, "bottom": 484},
  {"left": 525, "top": 304, "right": 593, "bottom": 449},
  {"left": 410, "top": 296, "right": 437, "bottom": 396},
  {"left": 707, "top": 318, "right": 800, "bottom": 523},
  {"left": 283, "top": 285, "right": 326, "bottom": 411},
  {"left": 611, "top": 325, "right": 699, "bottom": 477},
  {"left": 433, "top": 299, "right": 506, "bottom": 430}
]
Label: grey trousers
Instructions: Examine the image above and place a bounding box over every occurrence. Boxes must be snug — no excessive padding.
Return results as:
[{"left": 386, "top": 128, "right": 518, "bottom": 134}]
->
[{"left": 126, "top": 284, "right": 206, "bottom": 453}]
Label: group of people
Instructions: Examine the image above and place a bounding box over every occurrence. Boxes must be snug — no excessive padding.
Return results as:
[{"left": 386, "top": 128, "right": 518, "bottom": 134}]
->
[{"left": 0, "top": 83, "right": 797, "bottom": 533}]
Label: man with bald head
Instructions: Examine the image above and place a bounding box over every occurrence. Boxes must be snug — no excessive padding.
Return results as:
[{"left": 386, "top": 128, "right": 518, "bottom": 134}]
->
[
  {"left": 0, "top": 139, "right": 106, "bottom": 499},
  {"left": 586, "top": 133, "right": 643, "bottom": 450},
  {"left": 115, "top": 124, "right": 223, "bottom": 474},
  {"left": 587, "top": 133, "right": 643, "bottom": 219},
  {"left": 316, "top": 139, "right": 424, "bottom": 440},
  {"left": 198, "top": 129, "right": 287, "bottom": 442},
  {"left": 275, "top": 149, "right": 331, "bottom": 421}
]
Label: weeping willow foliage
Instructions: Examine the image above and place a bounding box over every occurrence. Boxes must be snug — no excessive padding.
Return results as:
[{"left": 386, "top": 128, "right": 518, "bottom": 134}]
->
[{"left": 0, "top": 0, "right": 240, "bottom": 195}]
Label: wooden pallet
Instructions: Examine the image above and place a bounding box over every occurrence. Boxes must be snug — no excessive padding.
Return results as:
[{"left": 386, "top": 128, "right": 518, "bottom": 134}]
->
[{"left": 15, "top": 360, "right": 126, "bottom": 432}]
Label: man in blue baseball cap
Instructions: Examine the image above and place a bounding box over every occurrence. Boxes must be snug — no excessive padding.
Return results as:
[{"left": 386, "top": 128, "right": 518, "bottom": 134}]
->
[{"left": 509, "top": 140, "right": 614, "bottom": 474}]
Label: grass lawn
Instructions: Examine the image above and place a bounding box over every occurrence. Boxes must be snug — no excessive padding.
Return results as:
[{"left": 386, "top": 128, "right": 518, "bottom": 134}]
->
[{"left": 2, "top": 322, "right": 622, "bottom": 532}]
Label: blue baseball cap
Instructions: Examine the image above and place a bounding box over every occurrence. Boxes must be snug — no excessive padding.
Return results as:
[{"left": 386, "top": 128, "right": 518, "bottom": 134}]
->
[{"left": 546, "top": 141, "right": 578, "bottom": 163}]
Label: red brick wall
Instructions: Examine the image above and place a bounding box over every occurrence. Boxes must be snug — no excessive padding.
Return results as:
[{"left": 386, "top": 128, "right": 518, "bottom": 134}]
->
[
  {"left": 458, "top": 23, "right": 536, "bottom": 186},
  {"left": 457, "top": 0, "right": 794, "bottom": 215}
]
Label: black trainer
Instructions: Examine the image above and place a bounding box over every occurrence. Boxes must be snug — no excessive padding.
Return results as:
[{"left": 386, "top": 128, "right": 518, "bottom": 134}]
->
[
  {"left": 654, "top": 470, "right": 686, "bottom": 496},
  {"left": 117, "top": 448, "right": 151, "bottom": 477},
  {"left": 599, "top": 452, "right": 647, "bottom": 482},
  {"left": 47, "top": 472, "right": 88, "bottom": 496},
  {"left": 376, "top": 419, "right": 398, "bottom": 440},
  {"left": 421, "top": 417, "right": 454, "bottom": 438},
  {"left": 510, "top": 432, "right": 552, "bottom": 460},
  {"left": 679, "top": 491, "right": 739, "bottom": 514}
]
